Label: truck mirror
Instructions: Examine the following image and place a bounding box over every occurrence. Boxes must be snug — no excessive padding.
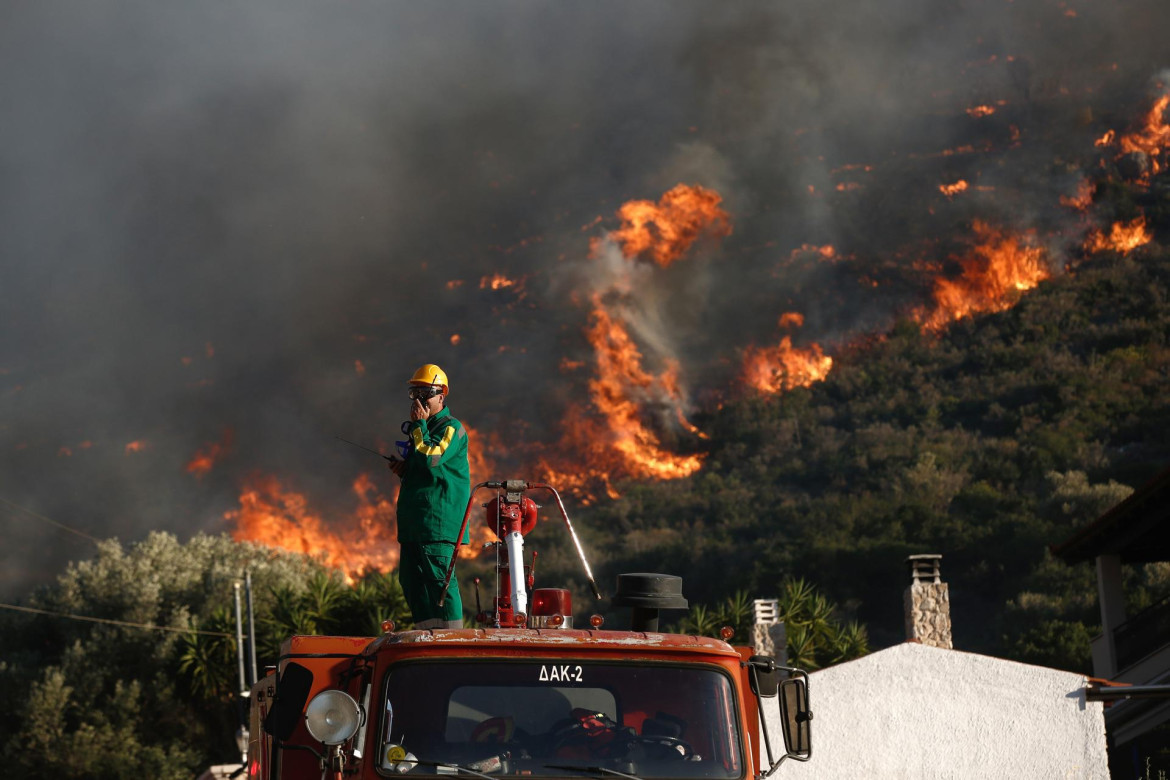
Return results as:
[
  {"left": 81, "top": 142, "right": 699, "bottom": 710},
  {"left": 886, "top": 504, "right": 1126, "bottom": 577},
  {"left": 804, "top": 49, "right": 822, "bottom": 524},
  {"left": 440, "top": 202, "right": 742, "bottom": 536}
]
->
[
  {"left": 263, "top": 662, "right": 314, "bottom": 741},
  {"left": 747, "top": 655, "right": 781, "bottom": 698},
  {"left": 778, "top": 675, "right": 812, "bottom": 760}
]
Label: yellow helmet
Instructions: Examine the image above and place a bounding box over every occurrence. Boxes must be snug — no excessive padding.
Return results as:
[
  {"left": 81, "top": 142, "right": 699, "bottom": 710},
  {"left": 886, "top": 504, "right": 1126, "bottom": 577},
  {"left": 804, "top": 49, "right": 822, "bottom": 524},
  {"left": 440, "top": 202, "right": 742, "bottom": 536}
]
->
[{"left": 408, "top": 363, "right": 449, "bottom": 394}]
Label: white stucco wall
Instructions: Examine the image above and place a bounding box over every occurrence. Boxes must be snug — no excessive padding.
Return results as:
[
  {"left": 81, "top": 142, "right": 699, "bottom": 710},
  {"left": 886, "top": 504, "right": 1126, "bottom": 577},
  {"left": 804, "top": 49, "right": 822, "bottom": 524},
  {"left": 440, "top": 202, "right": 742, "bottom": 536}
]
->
[{"left": 761, "top": 642, "right": 1109, "bottom": 779}]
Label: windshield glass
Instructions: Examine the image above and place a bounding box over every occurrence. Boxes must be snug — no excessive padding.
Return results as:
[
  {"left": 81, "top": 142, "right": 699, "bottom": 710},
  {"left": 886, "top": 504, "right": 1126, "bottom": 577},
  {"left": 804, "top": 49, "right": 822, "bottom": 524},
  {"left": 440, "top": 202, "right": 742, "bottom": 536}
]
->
[{"left": 377, "top": 660, "right": 743, "bottom": 779}]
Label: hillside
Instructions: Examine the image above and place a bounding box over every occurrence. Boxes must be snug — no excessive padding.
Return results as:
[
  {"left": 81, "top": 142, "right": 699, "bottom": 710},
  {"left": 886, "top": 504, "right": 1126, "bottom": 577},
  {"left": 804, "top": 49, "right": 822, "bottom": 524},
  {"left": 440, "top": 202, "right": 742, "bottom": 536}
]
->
[{"left": 534, "top": 242, "right": 1170, "bottom": 669}]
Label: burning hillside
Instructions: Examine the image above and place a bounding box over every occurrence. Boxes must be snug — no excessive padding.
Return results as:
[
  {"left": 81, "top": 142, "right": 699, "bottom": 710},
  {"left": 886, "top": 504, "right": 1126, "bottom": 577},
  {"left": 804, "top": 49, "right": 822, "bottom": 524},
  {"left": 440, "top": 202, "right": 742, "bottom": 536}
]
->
[{"left": 5, "top": 2, "right": 1170, "bottom": 596}]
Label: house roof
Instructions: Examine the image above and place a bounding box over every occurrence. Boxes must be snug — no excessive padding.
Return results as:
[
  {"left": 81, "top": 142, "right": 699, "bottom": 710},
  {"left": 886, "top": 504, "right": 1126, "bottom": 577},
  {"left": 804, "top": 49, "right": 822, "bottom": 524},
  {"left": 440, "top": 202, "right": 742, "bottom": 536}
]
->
[{"left": 1051, "top": 465, "right": 1170, "bottom": 564}]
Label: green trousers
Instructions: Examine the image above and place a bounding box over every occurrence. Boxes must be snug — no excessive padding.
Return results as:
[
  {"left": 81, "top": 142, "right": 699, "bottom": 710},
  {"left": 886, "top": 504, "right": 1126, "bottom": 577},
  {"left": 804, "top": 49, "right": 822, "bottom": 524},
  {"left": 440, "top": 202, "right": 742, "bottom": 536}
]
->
[{"left": 399, "top": 542, "right": 463, "bottom": 629}]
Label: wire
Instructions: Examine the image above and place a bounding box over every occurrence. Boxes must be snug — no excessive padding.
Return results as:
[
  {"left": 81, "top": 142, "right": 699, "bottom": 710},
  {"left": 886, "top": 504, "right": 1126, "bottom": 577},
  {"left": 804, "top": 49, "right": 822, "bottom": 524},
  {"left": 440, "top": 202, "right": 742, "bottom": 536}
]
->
[
  {"left": 0, "top": 496, "right": 101, "bottom": 544},
  {"left": 0, "top": 602, "right": 233, "bottom": 637}
]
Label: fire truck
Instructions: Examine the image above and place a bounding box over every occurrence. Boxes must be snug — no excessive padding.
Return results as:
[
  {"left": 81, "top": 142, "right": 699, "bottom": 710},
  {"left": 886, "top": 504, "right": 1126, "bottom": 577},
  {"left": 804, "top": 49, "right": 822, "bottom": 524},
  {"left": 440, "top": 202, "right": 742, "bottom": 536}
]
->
[{"left": 244, "top": 481, "right": 812, "bottom": 779}]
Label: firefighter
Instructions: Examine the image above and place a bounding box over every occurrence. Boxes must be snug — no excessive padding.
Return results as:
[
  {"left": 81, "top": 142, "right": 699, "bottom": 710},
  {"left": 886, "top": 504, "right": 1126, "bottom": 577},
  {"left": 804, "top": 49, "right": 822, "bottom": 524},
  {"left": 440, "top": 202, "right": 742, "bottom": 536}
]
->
[{"left": 389, "top": 363, "right": 471, "bottom": 629}]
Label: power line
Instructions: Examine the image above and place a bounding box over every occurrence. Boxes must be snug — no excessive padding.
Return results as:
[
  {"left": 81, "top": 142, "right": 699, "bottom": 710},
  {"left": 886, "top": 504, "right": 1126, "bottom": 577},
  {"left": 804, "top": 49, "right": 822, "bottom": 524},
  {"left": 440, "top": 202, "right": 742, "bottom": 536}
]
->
[
  {"left": 0, "top": 602, "right": 232, "bottom": 637},
  {"left": 0, "top": 496, "right": 101, "bottom": 544}
]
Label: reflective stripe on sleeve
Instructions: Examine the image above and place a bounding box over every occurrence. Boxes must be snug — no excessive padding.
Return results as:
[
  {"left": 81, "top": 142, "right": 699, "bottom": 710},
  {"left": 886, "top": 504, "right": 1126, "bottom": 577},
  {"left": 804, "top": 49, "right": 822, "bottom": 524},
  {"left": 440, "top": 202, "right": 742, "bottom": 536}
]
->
[{"left": 412, "top": 424, "right": 456, "bottom": 458}]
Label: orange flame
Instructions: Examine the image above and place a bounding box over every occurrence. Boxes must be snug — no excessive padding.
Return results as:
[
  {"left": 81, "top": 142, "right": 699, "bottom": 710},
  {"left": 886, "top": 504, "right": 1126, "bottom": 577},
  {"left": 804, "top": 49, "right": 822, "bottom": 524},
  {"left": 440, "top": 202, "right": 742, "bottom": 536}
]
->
[
  {"left": 354, "top": 360, "right": 366, "bottom": 376},
  {"left": 939, "top": 180, "right": 969, "bottom": 197},
  {"left": 914, "top": 221, "right": 1050, "bottom": 332},
  {"left": 778, "top": 312, "right": 805, "bottom": 329},
  {"left": 1084, "top": 217, "right": 1153, "bottom": 254},
  {"left": 966, "top": 105, "right": 996, "bottom": 118},
  {"left": 1060, "top": 178, "right": 1095, "bottom": 211},
  {"left": 1118, "top": 94, "right": 1170, "bottom": 165},
  {"left": 186, "top": 428, "right": 234, "bottom": 478},
  {"left": 227, "top": 473, "right": 399, "bottom": 583},
  {"left": 1096, "top": 93, "right": 1170, "bottom": 180},
  {"left": 743, "top": 337, "right": 834, "bottom": 395},
  {"left": 124, "top": 440, "right": 148, "bottom": 454},
  {"left": 608, "top": 184, "right": 732, "bottom": 266},
  {"left": 580, "top": 298, "right": 704, "bottom": 480},
  {"left": 480, "top": 274, "right": 520, "bottom": 290}
]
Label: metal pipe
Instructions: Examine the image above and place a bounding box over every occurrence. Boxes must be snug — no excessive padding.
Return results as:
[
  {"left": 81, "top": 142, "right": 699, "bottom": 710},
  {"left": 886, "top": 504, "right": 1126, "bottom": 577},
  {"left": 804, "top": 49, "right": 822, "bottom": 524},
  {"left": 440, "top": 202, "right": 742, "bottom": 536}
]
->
[
  {"left": 245, "top": 570, "right": 258, "bottom": 687},
  {"left": 233, "top": 581, "right": 247, "bottom": 697},
  {"left": 1085, "top": 684, "right": 1170, "bottom": 701},
  {"left": 527, "top": 483, "right": 601, "bottom": 600}
]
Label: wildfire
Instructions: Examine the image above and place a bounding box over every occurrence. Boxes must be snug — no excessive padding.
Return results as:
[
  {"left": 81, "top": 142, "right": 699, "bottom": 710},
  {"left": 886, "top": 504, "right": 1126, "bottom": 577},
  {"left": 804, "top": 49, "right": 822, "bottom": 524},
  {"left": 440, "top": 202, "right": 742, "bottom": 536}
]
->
[
  {"left": 186, "top": 428, "right": 234, "bottom": 478},
  {"left": 227, "top": 473, "right": 399, "bottom": 583},
  {"left": 966, "top": 105, "right": 996, "bottom": 118},
  {"left": 743, "top": 338, "right": 834, "bottom": 395},
  {"left": 939, "top": 180, "right": 969, "bottom": 197},
  {"left": 778, "top": 312, "right": 805, "bottom": 329},
  {"left": 1060, "top": 178, "right": 1096, "bottom": 211},
  {"left": 1117, "top": 93, "right": 1170, "bottom": 164},
  {"left": 914, "top": 221, "right": 1051, "bottom": 332},
  {"left": 581, "top": 299, "right": 704, "bottom": 480},
  {"left": 1096, "top": 92, "right": 1170, "bottom": 179},
  {"left": 608, "top": 183, "right": 732, "bottom": 267},
  {"left": 1084, "top": 217, "right": 1153, "bottom": 254},
  {"left": 480, "top": 274, "right": 520, "bottom": 290},
  {"left": 124, "top": 440, "right": 148, "bottom": 454}
]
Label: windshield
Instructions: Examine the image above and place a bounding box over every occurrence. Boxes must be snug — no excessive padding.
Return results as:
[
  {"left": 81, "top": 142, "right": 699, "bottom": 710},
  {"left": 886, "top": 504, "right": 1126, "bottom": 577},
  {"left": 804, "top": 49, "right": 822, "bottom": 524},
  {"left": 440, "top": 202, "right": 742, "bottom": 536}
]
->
[{"left": 376, "top": 660, "right": 744, "bottom": 779}]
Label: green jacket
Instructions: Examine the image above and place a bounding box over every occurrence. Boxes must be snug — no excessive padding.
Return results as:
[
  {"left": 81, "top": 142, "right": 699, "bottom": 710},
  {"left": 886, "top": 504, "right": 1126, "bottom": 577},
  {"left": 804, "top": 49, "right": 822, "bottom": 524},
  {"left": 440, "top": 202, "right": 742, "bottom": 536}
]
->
[{"left": 396, "top": 406, "right": 471, "bottom": 545}]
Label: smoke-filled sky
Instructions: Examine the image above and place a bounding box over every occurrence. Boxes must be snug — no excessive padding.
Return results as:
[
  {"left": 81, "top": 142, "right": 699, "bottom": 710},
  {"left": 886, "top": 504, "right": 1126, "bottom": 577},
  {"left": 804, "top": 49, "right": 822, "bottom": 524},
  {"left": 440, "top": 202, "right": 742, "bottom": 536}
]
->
[{"left": 2, "top": 0, "right": 1168, "bottom": 598}]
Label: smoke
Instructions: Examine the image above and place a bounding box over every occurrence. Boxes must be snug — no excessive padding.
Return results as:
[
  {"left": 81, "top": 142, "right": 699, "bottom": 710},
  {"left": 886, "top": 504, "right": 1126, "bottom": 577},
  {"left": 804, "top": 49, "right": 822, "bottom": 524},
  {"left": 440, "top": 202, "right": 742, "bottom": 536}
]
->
[{"left": 2, "top": 0, "right": 1169, "bottom": 596}]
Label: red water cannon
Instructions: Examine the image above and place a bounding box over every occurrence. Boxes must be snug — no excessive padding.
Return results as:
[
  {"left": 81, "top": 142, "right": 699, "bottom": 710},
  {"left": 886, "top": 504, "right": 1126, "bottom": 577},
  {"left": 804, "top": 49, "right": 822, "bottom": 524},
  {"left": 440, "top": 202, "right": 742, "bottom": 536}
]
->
[{"left": 438, "top": 480, "right": 601, "bottom": 629}]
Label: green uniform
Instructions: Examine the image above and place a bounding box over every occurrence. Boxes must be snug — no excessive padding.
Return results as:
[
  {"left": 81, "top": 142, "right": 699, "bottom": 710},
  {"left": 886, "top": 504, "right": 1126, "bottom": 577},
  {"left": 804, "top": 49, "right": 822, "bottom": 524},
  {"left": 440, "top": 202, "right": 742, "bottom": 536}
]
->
[{"left": 396, "top": 406, "right": 471, "bottom": 628}]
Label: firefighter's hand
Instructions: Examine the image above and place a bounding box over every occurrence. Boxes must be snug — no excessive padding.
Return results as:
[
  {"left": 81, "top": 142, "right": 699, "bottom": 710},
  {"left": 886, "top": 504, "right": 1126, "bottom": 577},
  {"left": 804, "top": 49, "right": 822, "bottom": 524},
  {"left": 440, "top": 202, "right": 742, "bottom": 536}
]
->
[
  {"left": 411, "top": 399, "right": 429, "bottom": 422},
  {"left": 388, "top": 458, "right": 405, "bottom": 477}
]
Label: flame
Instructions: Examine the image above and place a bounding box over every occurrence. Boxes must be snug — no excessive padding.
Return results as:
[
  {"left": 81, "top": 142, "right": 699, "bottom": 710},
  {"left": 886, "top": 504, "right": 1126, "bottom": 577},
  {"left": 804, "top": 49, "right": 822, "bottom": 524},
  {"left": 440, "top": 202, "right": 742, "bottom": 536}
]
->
[
  {"left": 1060, "top": 178, "right": 1095, "bottom": 211},
  {"left": 608, "top": 184, "right": 732, "bottom": 267},
  {"left": 227, "top": 473, "right": 399, "bottom": 583},
  {"left": 124, "top": 440, "right": 148, "bottom": 454},
  {"left": 966, "top": 105, "right": 996, "bottom": 118},
  {"left": 914, "top": 221, "right": 1050, "bottom": 332},
  {"left": 580, "top": 298, "right": 704, "bottom": 480},
  {"left": 939, "top": 180, "right": 969, "bottom": 197},
  {"left": 1096, "top": 92, "right": 1170, "bottom": 179},
  {"left": 446, "top": 279, "right": 465, "bottom": 290},
  {"left": 480, "top": 274, "right": 519, "bottom": 290},
  {"left": 743, "top": 337, "right": 834, "bottom": 395},
  {"left": 1117, "top": 94, "right": 1170, "bottom": 164},
  {"left": 354, "top": 360, "right": 366, "bottom": 376},
  {"left": 450, "top": 334, "right": 461, "bottom": 345},
  {"left": 778, "top": 312, "right": 805, "bottom": 329},
  {"left": 186, "top": 428, "right": 234, "bottom": 478},
  {"left": 1084, "top": 217, "right": 1153, "bottom": 254}
]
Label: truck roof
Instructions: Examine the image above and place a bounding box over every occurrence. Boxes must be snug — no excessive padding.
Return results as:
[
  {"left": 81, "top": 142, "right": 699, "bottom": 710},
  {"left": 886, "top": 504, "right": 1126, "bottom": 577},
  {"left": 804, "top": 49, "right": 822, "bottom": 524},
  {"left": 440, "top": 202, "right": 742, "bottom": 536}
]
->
[{"left": 364, "top": 628, "right": 742, "bottom": 657}]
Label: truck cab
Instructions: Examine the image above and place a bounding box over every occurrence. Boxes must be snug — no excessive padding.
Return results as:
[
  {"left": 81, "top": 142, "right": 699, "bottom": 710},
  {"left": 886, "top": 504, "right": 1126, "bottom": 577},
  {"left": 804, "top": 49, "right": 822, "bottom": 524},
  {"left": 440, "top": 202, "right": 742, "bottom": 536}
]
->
[{"left": 246, "top": 482, "right": 811, "bottom": 779}]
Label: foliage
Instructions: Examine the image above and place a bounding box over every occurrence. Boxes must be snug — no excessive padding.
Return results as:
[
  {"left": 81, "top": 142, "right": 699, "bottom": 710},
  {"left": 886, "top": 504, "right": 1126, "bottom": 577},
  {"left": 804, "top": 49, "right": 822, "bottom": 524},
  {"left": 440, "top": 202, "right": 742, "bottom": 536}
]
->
[
  {"left": 0, "top": 532, "right": 411, "bottom": 779},
  {"left": 675, "top": 580, "right": 869, "bottom": 670}
]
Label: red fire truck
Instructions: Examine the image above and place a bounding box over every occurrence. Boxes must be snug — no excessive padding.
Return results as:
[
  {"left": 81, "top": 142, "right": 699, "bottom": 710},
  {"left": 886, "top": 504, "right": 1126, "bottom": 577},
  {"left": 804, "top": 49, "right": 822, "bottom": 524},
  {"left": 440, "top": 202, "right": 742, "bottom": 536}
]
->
[{"left": 244, "top": 481, "right": 812, "bottom": 779}]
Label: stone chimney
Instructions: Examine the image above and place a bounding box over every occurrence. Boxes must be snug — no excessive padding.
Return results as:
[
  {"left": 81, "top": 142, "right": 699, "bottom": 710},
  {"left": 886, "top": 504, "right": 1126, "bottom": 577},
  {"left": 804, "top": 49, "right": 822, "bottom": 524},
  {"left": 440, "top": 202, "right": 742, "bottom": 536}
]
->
[
  {"left": 904, "top": 554, "right": 952, "bottom": 649},
  {"left": 752, "top": 598, "right": 787, "bottom": 665}
]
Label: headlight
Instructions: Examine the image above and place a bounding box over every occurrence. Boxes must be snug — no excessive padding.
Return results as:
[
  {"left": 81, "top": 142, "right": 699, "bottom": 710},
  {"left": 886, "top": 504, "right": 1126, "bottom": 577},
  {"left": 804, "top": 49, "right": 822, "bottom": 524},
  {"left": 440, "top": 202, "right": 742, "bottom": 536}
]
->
[{"left": 304, "top": 690, "right": 363, "bottom": 745}]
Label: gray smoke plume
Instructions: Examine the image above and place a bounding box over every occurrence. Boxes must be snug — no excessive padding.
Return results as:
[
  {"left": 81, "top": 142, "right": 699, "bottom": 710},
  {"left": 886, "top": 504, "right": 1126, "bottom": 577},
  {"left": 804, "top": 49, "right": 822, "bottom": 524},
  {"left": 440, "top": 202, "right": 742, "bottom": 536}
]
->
[{"left": 2, "top": 0, "right": 1168, "bottom": 597}]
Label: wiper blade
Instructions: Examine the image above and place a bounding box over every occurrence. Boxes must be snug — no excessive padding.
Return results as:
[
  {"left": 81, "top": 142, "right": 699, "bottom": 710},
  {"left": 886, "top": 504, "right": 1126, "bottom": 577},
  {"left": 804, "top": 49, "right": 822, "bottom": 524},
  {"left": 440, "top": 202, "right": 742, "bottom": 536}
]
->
[
  {"left": 400, "top": 757, "right": 498, "bottom": 780},
  {"left": 544, "top": 763, "right": 644, "bottom": 780}
]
